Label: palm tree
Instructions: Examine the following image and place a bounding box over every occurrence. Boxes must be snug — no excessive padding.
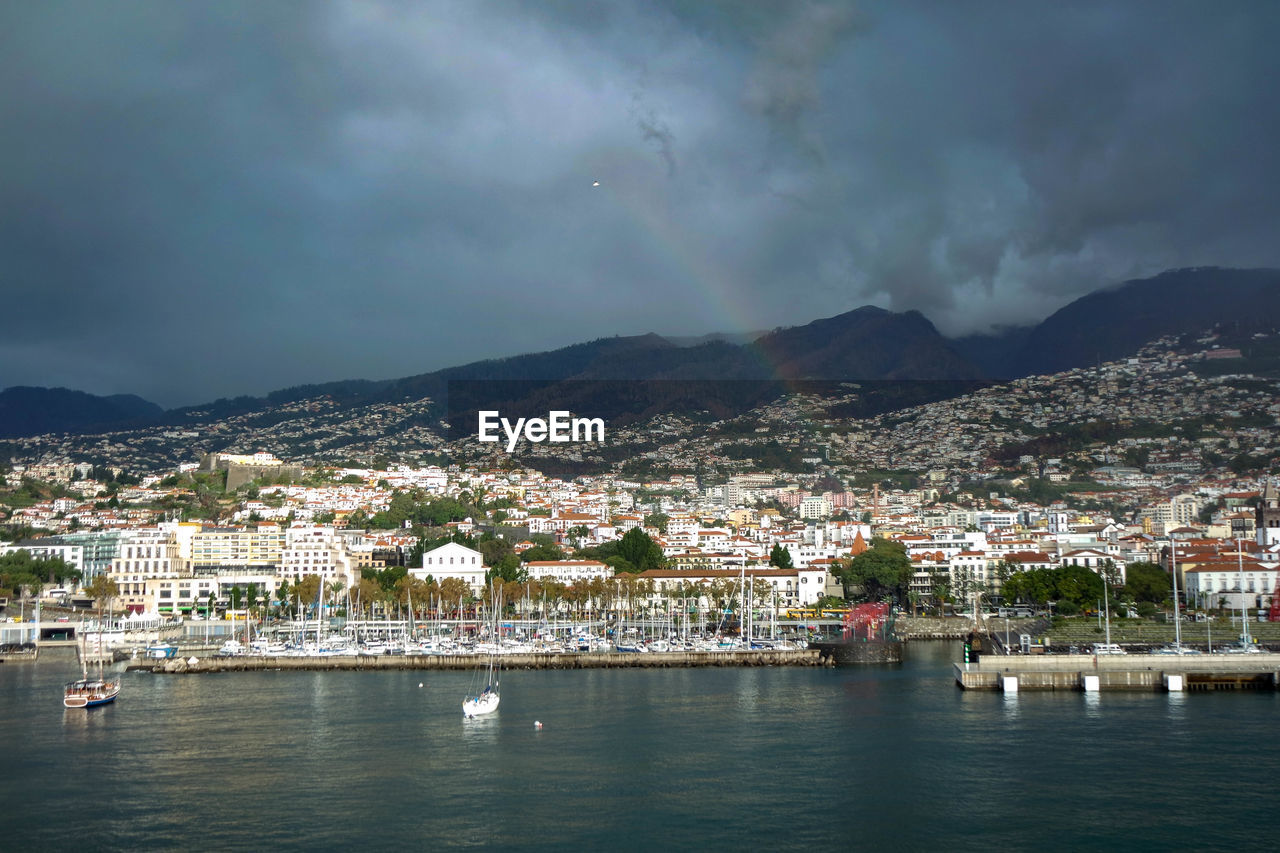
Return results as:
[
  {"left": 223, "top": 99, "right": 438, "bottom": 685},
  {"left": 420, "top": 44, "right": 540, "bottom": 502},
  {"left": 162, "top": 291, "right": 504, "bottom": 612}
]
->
[
  {"left": 327, "top": 580, "right": 347, "bottom": 618},
  {"left": 86, "top": 574, "right": 119, "bottom": 616}
]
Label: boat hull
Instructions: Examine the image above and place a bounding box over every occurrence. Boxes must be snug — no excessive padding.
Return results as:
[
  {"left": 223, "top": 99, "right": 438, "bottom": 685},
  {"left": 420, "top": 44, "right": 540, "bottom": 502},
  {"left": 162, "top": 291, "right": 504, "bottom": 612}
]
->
[
  {"left": 462, "top": 691, "right": 500, "bottom": 717},
  {"left": 63, "top": 680, "right": 121, "bottom": 709}
]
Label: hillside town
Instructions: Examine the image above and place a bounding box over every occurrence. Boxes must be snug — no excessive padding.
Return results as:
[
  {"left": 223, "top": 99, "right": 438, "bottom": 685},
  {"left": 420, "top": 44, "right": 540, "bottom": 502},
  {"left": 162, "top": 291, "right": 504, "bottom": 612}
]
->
[{"left": 3, "top": 332, "right": 1279, "bottom": 622}]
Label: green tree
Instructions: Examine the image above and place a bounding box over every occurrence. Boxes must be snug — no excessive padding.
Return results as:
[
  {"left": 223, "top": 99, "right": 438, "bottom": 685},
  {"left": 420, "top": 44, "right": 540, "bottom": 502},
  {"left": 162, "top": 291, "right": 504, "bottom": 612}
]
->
[
  {"left": 1052, "top": 565, "right": 1105, "bottom": 609},
  {"left": 990, "top": 560, "right": 1016, "bottom": 600},
  {"left": 370, "top": 565, "right": 408, "bottom": 591},
  {"left": 929, "top": 567, "right": 952, "bottom": 611},
  {"left": 276, "top": 579, "right": 291, "bottom": 616},
  {"left": 438, "top": 577, "right": 471, "bottom": 613},
  {"left": 487, "top": 553, "right": 527, "bottom": 584},
  {"left": 567, "top": 525, "right": 591, "bottom": 548},
  {"left": 292, "top": 575, "right": 323, "bottom": 613},
  {"left": 605, "top": 555, "right": 635, "bottom": 574},
  {"left": 643, "top": 513, "right": 670, "bottom": 534},
  {"left": 520, "top": 543, "right": 566, "bottom": 563},
  {"left": 85, "top": 574, "right": 119, "bottom": 612},
  {"left": 394, "top": 575, "right": 436, "bottom": 612},
  {"left": 352, "top": 576, "right": 383, "bottom": 616},
  {"left": 616, "top": 528, "right": 663, "bottom": 573},
  {"left": 1122, "top": 561, "right": 1172, "bottom": 603},
  {"left": 0, "top": 551, "right": 80, "bottom": 595},
  {"left": 1056, "top": 599, "right": 1080, "bottom": 616},
  {"left": 407, "top": 536, "right": 430, "bottom": 568},
  {"left": 840, "top": 538, "right": 911, "bottom": 603},
  {"left": 768, "top": 543, "right": 793, "bottom": 569},
  {"left": 476, "top": 534, "right": 514, "bottom": 567}
]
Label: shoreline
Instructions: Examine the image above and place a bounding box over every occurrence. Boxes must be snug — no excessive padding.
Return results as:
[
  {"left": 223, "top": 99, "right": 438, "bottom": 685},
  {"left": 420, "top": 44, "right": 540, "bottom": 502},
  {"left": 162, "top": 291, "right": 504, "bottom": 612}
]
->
[{"left": 131, "top": 648, "right": 827, "bottom": 673}]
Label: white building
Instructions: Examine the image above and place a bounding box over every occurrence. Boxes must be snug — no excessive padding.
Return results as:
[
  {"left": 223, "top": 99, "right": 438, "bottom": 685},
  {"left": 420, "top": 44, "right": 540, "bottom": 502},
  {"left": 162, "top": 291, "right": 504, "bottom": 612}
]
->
[
  {"left": 1183, "top": 560, "right": 1279, "bottom": 612},
  {"left": 410, "top": 542, "right": 488, "bottom": 596},
  {"left": 635, "top": 566, "right": 831, "bottom": 612},
  {"left": 191, "top": 524, "right": 286, "bottom": 568},
  {"left": 524, "top": 560, "right": 611, "bottom": 585},
  {"left": 108, "top": 528, "right": 190, "bottom": 613},
  {"left": 149, "top": 572, "right": 281, "bottom": 616},
  {"left": 799, "top": 496, "right": 833, "bottom": 520},
  {"left": 280, "top": 526, "right": 354, "bottom": 585}
]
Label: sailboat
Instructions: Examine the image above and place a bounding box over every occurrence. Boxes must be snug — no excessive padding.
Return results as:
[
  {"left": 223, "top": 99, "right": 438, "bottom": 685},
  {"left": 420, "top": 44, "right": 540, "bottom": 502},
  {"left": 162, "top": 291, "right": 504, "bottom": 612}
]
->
[
  {"left": 462, "top": 592, "right": 501, "bottom": 718},
  {"left": 64, "top": 613, "right": 120, "bottom": 709}
]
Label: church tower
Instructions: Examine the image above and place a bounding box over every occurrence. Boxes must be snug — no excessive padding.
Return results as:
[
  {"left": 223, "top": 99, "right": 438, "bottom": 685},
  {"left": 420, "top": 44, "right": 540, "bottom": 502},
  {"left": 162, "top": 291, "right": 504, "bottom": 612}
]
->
[{"left": 1258, "top": 481, "right": 1280, "bottom": 547}]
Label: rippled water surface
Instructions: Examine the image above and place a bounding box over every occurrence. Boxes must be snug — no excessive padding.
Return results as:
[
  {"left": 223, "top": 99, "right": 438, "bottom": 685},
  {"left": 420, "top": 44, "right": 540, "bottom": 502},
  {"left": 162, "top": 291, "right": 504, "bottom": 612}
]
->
[{"left": 3, "top": 644, "right": 1276, "bottom": 851}]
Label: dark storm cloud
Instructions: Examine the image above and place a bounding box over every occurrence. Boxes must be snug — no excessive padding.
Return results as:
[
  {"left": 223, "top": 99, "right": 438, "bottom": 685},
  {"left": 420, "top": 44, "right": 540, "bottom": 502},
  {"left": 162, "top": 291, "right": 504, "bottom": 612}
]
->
[{"left": 2, "top": 0, "right": 1278, "bottom": 406}]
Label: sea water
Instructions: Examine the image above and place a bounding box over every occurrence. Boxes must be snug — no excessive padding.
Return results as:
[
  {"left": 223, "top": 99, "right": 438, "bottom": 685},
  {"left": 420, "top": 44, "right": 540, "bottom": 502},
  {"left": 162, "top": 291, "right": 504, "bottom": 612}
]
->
[{"left": 1, "top": 643, "right": 1275, "bottom": 851}]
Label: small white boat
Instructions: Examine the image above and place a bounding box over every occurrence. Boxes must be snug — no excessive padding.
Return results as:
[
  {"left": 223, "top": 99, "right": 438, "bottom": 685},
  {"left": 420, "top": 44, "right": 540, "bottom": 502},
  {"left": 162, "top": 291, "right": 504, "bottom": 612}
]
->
[
  {"left": 66, "top": 615, "right": 121, "bottom": 709},
  {"left": 463, "top": 683, "right": 500, "bottom": 718},
  {"left": 63, "top": 678, "right": 120, "bottom": 709},
  {"left": 464, "top": 595, "right": 502, "bottom": 717}
]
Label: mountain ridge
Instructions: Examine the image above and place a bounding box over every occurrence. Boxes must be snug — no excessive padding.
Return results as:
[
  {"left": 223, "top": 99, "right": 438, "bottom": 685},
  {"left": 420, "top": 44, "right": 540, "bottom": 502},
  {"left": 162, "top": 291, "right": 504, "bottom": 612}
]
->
[{"left": 3, "top": 266, "right": 1277, "bottom": 439}]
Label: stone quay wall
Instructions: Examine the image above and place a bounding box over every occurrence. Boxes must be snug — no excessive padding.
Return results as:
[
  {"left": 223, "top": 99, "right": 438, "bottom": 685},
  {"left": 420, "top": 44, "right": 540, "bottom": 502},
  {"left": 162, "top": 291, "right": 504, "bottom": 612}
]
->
[{"left": 136, "top": 648, "right": 825, "bottom": 674}]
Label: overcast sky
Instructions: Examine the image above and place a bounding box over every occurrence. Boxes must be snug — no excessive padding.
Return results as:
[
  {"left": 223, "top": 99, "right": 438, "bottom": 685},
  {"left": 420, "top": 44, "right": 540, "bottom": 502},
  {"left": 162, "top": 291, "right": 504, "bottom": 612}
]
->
[{"left": 3, "top": 1, "right": 1279, "bottom": 407}]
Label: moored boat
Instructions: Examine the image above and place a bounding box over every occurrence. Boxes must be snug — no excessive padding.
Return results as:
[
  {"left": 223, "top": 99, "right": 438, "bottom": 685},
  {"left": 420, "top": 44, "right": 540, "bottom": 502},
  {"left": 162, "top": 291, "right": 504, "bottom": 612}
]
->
[
  {"left": 146, "top": 643, "right": 178, "bottom": 659},
  {"left": 463, "top": 682, "right": 499, "bottom": 717},
  {"left": 463, "top": 592, "right": 502, "bottom": 718},
  {"left": 66, "top": 611, "right": 122, "bottom": 709},
  {"left": 63, "top": 678, "right": 121, "bottom": 709}
]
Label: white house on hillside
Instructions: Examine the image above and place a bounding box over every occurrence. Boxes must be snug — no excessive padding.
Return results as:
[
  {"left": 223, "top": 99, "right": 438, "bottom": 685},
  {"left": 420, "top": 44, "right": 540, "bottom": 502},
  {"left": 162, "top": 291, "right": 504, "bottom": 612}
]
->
[{"left": 410, "top": 542, "right": 487, "bottom": 595}]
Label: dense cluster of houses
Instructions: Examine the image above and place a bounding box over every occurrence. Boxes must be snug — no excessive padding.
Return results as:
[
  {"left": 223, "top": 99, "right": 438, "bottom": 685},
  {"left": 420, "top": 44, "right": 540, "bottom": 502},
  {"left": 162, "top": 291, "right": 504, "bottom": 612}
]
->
[{"left": 5, "top": 469, "right": 1278, "bottom": 617}]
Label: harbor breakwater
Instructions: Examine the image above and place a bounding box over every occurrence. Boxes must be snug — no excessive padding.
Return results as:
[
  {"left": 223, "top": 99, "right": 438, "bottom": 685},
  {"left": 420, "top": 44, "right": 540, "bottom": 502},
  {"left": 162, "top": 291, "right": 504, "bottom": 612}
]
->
[
  {"left": 956, "top": 652, "right": 1280, "bottom": 691},
  {"left": 132, "top": 648, "right": 826, "bottom": 673}
]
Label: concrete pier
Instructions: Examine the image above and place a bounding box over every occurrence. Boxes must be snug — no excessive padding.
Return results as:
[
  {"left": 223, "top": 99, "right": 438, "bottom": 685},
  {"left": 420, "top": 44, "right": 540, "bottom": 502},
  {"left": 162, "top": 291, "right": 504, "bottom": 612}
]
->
[
  {"left": 956, "top": 653, "right": 1280, "bottom": 691},
  {"left": 132, "top": 648, "right": 824, "bottom": 674},
  {"left": 809, "top": 639, "right": 903, "bottom": 665}
]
